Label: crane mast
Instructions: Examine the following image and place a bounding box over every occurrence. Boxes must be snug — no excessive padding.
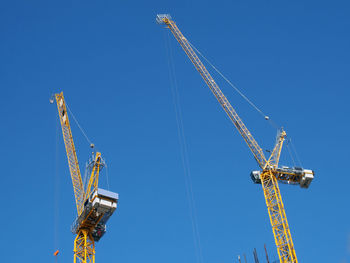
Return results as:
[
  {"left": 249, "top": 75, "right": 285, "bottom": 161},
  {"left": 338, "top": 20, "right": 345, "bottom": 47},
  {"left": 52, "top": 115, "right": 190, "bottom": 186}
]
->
[
  {"left": 53, "top": 92, "right": 119, "bottom": 263},
  {"left": 157, "top": 14, "right": 314, "bottom": 263}
]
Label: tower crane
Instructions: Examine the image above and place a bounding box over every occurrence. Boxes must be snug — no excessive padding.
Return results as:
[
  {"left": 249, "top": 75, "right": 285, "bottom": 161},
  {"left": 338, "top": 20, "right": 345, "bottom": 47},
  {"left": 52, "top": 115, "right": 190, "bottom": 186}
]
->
[
  {"left": 157, "top": 14, "right": 314, "bottom": 263},
  {"left": 52, "top": 92, "right": 118, "bottom": 263}
]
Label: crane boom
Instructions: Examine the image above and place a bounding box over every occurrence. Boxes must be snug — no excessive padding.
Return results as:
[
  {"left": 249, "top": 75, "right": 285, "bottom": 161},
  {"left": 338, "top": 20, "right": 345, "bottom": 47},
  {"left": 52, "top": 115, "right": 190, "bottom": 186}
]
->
[
  {"left": 157, "top": 15, "right": 267, "bottom": 169},
  {"left": 55, "top": 92, "right": 85, "bottom": 215},
  {"left": 157, "top": 14, "right": 308, "bottom": 262},
  {"left": 53, "top": 92, "right": 119, "bottom": 263}
]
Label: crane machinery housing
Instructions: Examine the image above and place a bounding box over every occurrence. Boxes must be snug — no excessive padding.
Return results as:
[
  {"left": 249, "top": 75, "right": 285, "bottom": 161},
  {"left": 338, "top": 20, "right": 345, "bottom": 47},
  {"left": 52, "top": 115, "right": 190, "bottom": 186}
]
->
[
  {"left": 157, "top": 14, "right": 314, "bottom": 263},
  {"left": 52, "top": 92, "right": 119, "bottom": 263}
]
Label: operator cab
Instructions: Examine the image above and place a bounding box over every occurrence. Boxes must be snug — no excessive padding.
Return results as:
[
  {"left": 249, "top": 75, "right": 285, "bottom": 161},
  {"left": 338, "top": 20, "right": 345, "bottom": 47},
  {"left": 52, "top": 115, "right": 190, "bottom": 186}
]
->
[
  {"left": 250, "top": 167, "right": 314, "bottom": 188},
  {"left": 250, "top": 171, "right": 261, "bottom": 184},
  {"left": 71, "top": 188, "right": 119, "bottom": 241}
]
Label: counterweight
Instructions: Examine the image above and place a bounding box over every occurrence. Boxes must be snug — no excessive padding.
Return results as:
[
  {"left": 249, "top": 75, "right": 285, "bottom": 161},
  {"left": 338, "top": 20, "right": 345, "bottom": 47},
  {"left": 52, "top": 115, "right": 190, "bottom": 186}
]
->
[{"left": 157, "top": 14, "right": 314, "bottom": 263}]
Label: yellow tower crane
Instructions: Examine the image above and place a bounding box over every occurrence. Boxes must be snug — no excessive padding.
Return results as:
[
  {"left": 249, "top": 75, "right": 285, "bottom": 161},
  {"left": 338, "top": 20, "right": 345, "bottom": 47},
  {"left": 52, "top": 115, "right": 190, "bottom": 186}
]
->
[
  {"left": 157, "top": 14, "right": 314, "bottom": 263},
  {"left": 52, "top": 92, "right": 119, "bottom": 263}
]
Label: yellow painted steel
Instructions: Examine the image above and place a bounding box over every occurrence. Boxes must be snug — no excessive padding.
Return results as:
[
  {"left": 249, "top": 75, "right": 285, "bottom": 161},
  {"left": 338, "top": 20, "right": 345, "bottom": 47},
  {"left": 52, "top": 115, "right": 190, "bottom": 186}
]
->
[
  {"left": 261, "top": 171, "right": 297, "bottom": 263},
  {"left": 158, "top": 16, "right": 298, "bottom": 263},
  {"left": 84, "top": 152, "right": 102, "bottom": 206},
  {"left": 161, "top": 17, "right": 267, "bottom": 170},
  {"left": 74, "top": 229, "right": 95, "bottom": 263},
  {"left": 266, "top": 130, "right": 287, "bottom": 170},
  {"left": 55, "top": 92, "right": 85, "bottom": 215},
  {"left": 54, "top": 92, "right": 103, "bottom": 263}
]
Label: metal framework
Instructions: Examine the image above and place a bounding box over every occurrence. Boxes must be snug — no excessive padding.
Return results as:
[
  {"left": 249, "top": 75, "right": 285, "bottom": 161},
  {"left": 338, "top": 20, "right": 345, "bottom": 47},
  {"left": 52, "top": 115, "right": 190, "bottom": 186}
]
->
[
  {"left": 157, "top": 14, "right": 267, "bottom": 169},
  {"left": 54, "top": 92, "right": 109, "bottom": 263},
  {"left": 74, "top": 230, "right": 95, "bottom": 263},
  {"left": 261, "top": 171, "right": 296, "bottom": 262},
  {"left": 266, "top": 130, "right": 286, "bottom": 169},
  {"left": 157, "top": 14, "right": 307, "bottom": 262},
  {"left": 55, "top": 92, "right": 85, "bottom": 215},
  {"left": 84, "top": 152, "right": 102, "bottom": 203}
]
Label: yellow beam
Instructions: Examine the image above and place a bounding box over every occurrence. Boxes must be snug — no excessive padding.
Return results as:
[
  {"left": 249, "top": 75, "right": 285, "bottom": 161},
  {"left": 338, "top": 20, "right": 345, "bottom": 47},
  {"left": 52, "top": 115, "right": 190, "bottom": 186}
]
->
[
  {"left": 74, "top": 229, "right": 95, "bottom": 263},
  {"left": 158, "top": 15, "right": 298, "bottom": 262},
  {"left": 261, "top": 171, "right": 297, "bottom": 262},
  {"left": 55, "top": 92, "right": 85, "bottom": 215}
]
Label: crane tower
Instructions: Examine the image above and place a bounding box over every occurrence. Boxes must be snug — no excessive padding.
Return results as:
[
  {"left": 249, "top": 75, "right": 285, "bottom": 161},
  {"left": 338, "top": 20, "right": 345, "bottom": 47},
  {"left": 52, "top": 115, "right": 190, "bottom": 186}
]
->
[
  {"left": 53, "top": 92, "right": 119, "bottom": 263},
  {"left": 157, "top": 14, "right": 314, "bottom": 263}
]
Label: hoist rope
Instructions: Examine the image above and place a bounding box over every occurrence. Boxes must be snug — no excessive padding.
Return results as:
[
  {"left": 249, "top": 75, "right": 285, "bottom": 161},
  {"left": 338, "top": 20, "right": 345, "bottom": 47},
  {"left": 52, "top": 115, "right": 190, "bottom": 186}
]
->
[
  {"left": 188, "top": 41, "right": 266, "bottom": 117},
  {"left": 54, "top": 113, "right": 60, "bottom": 261},
  {"left": 289, "top": 138, "right": 303, "bottom": 167},
  {"left": 105, "top": 162, "right": 110, "bottom": 191},
  {"left": 165, "top": 30, "right": 204, "bottom": 263},
  {"left": 286, "top": 140, "right": 296, "bottom": 167},
  {"left": 65, "top": 102, "right": 94, "bottom": 147},
  {"left": 62, "top": 99, "right": 112, "bottom": 197},
  {"left": 285, "top": 137, "right": 304, "bottom": 168},
  {"left": 83, "top": 161, "right": 90, "bottom": 191},
  {"left": 187, "top": 41, "right": 279, "bottom": 129}
]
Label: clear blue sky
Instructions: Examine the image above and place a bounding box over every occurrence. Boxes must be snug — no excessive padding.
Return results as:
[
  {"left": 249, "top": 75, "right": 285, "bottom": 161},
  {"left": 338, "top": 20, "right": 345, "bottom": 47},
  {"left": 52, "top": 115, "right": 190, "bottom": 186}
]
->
[{"left": 1, "top": 0, "right": 349, "bottom": 262}]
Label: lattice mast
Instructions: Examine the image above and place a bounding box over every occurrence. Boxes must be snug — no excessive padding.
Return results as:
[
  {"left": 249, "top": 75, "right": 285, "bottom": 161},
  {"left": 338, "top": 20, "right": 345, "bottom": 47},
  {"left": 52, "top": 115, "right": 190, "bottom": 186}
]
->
[{"left": 157, "top": 14, "right": 314, "bottom": 263}]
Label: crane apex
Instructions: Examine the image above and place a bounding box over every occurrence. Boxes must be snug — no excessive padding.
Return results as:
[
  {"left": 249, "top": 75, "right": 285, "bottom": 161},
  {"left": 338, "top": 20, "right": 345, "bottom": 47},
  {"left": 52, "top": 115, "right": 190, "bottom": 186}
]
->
[{"left": 156, "top": 14, "right": 171, "bottom": 24}]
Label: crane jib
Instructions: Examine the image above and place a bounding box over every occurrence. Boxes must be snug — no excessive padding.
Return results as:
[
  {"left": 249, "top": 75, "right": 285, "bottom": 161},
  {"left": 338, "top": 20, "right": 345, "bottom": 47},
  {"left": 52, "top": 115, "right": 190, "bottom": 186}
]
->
[
  {"left": 165, "top": 17, "right": 267, "bottom": 169},
  {"left": 156, "top": 14, "right": 310, "bottom": 263},
  {"left": 53, "top": 92, "right": 119, "bottom": 263},
  {"left": 55, "top": 93, "right": 85, "bottom": 215}
]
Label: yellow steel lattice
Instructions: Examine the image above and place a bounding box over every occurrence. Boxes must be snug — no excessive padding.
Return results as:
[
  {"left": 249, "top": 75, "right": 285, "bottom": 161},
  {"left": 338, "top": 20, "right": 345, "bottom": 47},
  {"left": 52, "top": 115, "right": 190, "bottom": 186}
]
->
[
  {"left": 55, "top": 92, "right": 85, "bottom": 215},
  {"left": 158, "top": 15, "right": 298, "bottom": 262},
  {"left": 261, "top": 171, "right": 297, "bottom": 262},
  {"left": 74, "top": 230, "right": 95, "bottom": 263},
  {"left": 161, "top": 16, "right": 267, "bottom": 169}
]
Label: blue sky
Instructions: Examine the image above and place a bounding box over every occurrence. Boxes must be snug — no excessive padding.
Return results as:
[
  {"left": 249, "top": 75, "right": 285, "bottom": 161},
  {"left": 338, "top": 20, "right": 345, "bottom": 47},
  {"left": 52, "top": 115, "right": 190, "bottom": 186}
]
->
[{"left": 1, "top": 0, "right": 349, "bottom": 262}]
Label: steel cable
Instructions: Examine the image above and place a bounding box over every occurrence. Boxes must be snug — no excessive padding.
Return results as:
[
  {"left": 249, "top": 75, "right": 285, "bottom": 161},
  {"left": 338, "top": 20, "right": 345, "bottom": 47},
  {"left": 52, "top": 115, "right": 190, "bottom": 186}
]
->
[
  {"left": 187, "top": 41, "right": 279, "bottom": 130},
  {"left": 164, "top": 30, "right": 204, "bottom": 263},
  {"left": 65, "top": 102, "right": 94, "bottom": 147}
]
